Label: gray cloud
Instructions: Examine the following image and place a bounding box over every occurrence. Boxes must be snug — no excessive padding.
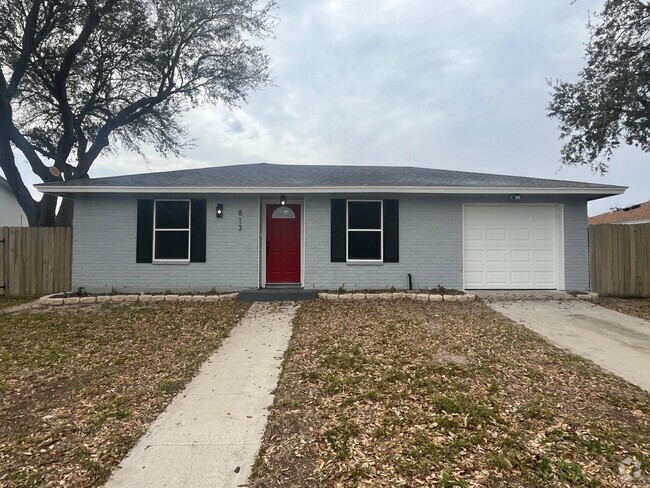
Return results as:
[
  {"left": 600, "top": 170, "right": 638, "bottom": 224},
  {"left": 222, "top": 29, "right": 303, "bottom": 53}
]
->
[{"left": 9, "top": 0, "right": 648, "bottom": 215}]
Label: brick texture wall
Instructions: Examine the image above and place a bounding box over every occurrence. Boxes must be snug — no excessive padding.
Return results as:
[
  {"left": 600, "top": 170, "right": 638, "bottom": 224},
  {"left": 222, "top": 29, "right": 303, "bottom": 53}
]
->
[
  {"left": 72, "top": 192, "right": 590, "bottom": 292},
  {"left": 302, "top": 193, "right": 590, "bottom": 291},
  {"left": 72, "top": 193, "right": 259, "bottom": 292}
]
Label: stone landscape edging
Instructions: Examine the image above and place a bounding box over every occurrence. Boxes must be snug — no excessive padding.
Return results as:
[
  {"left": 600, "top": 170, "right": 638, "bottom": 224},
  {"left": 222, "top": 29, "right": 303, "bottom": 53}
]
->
[
  {"left": 317, "top": 292, "right": 476, "bottom": 302},
  {"left": 38, "top": 293, "right": 239, "bottom": 307},
  {"left": 37, "top": 291, "right": 478, "bottom": 306},
  {"left": 576, "top": 292, "right": 599, "bottom": 300}
]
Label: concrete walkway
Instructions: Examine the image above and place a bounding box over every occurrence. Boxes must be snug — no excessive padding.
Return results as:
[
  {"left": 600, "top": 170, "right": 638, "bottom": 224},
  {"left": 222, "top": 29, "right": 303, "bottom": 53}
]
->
[
  {"left": 104, "top": 301, "right": 298, "bottom": 488},
  {"left": 486, "top": 298, "right": 650, "bottom": 392}
]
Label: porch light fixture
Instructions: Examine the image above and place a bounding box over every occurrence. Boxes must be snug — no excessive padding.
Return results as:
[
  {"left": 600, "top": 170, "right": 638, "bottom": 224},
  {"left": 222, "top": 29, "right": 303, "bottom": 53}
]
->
[
  {"left": 216, "top": 204, "right": 223, "bottom": 218},
  {"left": 280, "top": 195, "right": 287, "bottom": 206}
]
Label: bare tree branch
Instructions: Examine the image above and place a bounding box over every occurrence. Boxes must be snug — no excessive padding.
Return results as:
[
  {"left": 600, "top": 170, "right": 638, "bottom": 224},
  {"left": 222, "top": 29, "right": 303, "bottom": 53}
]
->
[{"left": 0, "top": 0, "right": 275, "bottom": 225}]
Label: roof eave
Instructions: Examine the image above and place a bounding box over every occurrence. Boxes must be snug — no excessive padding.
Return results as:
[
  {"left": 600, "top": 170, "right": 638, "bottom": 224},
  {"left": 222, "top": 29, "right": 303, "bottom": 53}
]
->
[{"left": 35, "top": 184, "right": 627, "bottom": 197}]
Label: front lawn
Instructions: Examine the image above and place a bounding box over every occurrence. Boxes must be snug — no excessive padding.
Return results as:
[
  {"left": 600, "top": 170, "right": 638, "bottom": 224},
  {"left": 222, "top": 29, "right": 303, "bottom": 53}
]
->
[
  {"left": 594, "top": 297, "right": 650, "bottom": 322},
  {"left": 252, "top": 300, "right": 649, "bottom": 487},
  {"left": 0, "top": 297, "right": 35, "bottom": 311},
  {"left": 0, "top": 301, "right": 249, "bottom": 487}
]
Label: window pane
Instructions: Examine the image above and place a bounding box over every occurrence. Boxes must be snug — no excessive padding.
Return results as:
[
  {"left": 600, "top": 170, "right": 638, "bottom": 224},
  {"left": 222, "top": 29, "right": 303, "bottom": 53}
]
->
[
  {"left": 156, "top": 201, "right": 190, "bottom": 229},
  {"left": 155, "top": 231, "right": 189, "bottom": 260},
  {"left": 348, "top": 231, "right": 381, "bottom": 260},
  {"left": 348, "top": 201, "right": 381, "bottom": 229}
]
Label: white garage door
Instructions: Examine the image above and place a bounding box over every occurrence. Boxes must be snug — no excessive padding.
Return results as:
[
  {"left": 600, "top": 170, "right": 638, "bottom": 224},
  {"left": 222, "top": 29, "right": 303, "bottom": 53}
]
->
[{"left": 463, "top": 205, "right": 562, "bottom": 289}]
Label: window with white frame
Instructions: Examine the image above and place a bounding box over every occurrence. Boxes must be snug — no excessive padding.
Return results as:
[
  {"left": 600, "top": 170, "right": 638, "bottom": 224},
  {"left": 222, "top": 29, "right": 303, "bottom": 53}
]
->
[
  {"left": 153, "top": 200, "right": 191, "bottom": 261},
  {"left": 347, "top": 200, "right": 382, "bottom": 261}
]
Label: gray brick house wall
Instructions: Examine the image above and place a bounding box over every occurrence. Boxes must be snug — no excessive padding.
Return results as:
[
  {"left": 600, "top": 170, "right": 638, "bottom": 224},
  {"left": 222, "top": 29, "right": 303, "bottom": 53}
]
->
[
  {"left": 72, "top": 192, "right": 590, "bottom": 292},
  {"left": 303, "top": 194, "right": 461, "bottom": 290},
  {"left": 72, "top": 193, "right": 260, "bottom": 292},
  {"left": 302, "top": 193, "right": 589, "bottom": 291}
]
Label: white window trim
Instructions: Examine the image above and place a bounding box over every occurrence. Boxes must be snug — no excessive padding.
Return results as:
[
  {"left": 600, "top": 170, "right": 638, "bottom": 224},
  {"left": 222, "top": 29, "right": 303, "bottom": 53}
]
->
[
  {"left": 153, "top": 199, "right": 191, "bottom": 264},
  {"left": 346, "top": 200, "right": 383, "bottom": 264}
]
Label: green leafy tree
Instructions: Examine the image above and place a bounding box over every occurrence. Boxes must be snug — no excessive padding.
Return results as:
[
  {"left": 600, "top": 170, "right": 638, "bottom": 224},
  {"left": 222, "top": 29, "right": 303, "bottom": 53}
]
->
[
  {"left": 0, "top": 0, "right": 275, "bottom": 226},
  {"left": 548, "top": 0, "right": 650, "bottom": 174}
]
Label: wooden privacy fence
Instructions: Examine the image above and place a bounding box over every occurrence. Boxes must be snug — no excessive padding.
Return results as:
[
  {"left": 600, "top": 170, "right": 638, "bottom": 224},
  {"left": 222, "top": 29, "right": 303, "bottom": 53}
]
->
[
  {"left": 589, "top": 223, "right": 650, "bottom": 298},
  {"left": 0, "top": 227, "right": 72, "bottom": 297}
]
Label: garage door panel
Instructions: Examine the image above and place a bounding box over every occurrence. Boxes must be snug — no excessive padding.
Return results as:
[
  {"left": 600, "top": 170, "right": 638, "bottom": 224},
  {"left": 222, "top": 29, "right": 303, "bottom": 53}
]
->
[
  {"left": 486, "top": 272, "right": 507, "bottom": 285},
  {"left": 464, "top": 250, "right": 483, "bottom": 262},
  {"left": 511, "top": 272, "right": 532, "bottom": 284},
  {"left": 534, "top": 250, "right": 555, "bottom": 263},
  {"left": 463, "top": 205, "right": 560, "bottom": 290},
  {"left": 486, "top": 228, "right": 506, "bottom": 241},
  {"left": 510, "top": 250, "right": 531, "bottom": 262},
  {"left": 510, "top": 228, "right": 530, "bottom": 240},
  {"left": 534, "top": 271, "right": 555, "bottom": 283},
  {"left": 534, "top": 229, "right": 554, "bottom": 241},
  {"left": 486, "top": 250, "right": 506, "bottom": 262},
  {"left": 464, "top": 271, "right": 484, "bottom": 286},
  {"left": 464, "top": 228, "right": 483, "bottom": 241}
]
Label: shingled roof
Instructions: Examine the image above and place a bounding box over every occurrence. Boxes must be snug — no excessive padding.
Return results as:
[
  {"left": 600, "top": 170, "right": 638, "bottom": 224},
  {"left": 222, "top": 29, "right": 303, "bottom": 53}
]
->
[
  {"left": 36, "top": 163, "right": 626, "bottom": 196},
  {"left": 589, "top": 200, "right": 650, "bottom": 224}
]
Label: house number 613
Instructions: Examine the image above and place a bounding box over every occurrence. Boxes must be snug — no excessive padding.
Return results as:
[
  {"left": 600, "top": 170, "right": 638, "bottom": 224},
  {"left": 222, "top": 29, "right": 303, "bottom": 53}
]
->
[{"left": 238, "top": 210, "right": 243, "bottom": 231}]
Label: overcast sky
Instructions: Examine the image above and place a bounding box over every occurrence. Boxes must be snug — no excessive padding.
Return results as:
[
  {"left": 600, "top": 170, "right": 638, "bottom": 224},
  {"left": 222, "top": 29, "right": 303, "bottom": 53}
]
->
[{"left": 10, "top": 0, "right": 650, "bottom": 215}]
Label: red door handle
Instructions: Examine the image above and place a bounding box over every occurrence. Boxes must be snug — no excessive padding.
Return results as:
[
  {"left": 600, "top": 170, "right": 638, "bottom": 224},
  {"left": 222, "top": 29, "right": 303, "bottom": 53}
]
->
[{"left": 266, "top": 241, "right": 270, "bottom": 257}]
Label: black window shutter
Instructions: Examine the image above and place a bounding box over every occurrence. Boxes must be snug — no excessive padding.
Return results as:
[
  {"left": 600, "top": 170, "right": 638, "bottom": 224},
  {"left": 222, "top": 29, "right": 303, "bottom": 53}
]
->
[
  {"left": 190, "top": 199, "right": 207, "bottom": 262},
  {"left": 383, "top": 199, "right": 399, "bottom": 263},
  {"left": 136, "top": 199, "right": 154, "bottom": 263},
  {"left": 331, "top": 199, "right": 346, "bottom": 262}
]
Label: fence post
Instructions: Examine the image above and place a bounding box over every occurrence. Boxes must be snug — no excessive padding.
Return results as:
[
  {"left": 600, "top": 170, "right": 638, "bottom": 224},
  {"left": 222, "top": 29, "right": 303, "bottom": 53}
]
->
[{"left": 0, "top": 228, "right": 5, "bottom": 297}]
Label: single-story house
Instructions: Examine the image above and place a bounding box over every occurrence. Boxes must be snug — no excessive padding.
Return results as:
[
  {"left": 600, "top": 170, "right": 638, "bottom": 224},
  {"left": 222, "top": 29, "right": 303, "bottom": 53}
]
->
[
  {"left": 36, "top": 163, "right": 625, "bottom": 293},
  {"left": 588, "top": 200, "right": 650, "bottom": 225},
  {"left": 0, "top": 176, "right": 27, "bottom": 227}
]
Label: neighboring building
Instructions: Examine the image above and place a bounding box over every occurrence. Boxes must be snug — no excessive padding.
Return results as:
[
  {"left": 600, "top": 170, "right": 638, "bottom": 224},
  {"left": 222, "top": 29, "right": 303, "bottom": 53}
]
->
[
  {"left": 0, "top": 176, "right": 27, "bottom": 227},
  {"left": 588, "top": 200, "right": 650, "bottom": 225},
  {"left": 36, "top": 163, "right": 625, "bottom": 293}
]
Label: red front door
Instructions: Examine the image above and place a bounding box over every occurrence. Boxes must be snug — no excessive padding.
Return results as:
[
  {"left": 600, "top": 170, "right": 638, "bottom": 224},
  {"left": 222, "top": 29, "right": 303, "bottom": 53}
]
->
[{"left": 266, "top": 204, "right": 301, "bottom": 284}]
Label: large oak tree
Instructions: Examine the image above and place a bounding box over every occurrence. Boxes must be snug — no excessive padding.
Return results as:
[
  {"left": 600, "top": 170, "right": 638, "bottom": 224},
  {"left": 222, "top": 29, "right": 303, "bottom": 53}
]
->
[
  {"left": 548, "top": 0, "right": 650, "bottom": 174},
  {"left": 0, "top": 0, "right": 275, "bottom": 226}
]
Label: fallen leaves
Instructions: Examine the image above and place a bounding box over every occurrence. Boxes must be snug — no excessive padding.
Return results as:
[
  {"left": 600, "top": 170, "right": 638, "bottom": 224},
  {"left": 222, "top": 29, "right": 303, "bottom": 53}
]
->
[
  {"left": 0, "top": 301, "right": 249, "bottom": 487},
  {"left": 594, "top": 297, "right": 650, "bottom": 322},
  {"left": 251, "top": 300, "right": 650, "bottom": 487}
]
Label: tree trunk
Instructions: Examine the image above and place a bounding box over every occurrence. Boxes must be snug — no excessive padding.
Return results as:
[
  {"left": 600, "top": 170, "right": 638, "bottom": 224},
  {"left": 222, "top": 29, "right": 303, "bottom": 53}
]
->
[
  {"left": 0, "top": 145, "right": 42, "bottom": 226},
  {"left": 34, "top": 194, "right": 58, "bottom": 227},
  {"left": 1, "top": 138, "right": 65, "bottom": 227},
  {"left": 55, "top": 198, "right": 74, "bottom": 226}
]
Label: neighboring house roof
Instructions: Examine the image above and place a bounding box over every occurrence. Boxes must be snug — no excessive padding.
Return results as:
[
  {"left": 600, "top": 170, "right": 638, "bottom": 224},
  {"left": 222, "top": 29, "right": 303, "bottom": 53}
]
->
[
  {"left": 588, "top": 200, "right": 650, "bottom": 224},
  {"left": 36, "top": 162, "right": 626, "bottom": 196}
]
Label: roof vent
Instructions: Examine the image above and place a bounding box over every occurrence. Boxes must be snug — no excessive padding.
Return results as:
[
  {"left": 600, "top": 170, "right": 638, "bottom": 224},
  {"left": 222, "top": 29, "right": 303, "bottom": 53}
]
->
[{"left": 623, "top": 204, "right": 641, "bottom": 212}]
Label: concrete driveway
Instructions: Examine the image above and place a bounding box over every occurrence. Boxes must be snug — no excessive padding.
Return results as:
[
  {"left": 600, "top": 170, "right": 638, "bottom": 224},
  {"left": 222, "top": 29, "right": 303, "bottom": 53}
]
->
[{"left": 481, "top": 293, "right": 650, "bottom": 392}]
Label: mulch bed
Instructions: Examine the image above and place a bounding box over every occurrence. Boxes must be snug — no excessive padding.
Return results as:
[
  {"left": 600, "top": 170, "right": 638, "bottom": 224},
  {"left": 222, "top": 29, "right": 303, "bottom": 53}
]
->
[
  {"left": 0, "top": 301, "right": 249, "bottom": 487},
  {"left": 594, "top": 297, "right": 650, "bottom": 322},
  {"left": 251, "top": 300, "right": 650, "bottom": 487}
]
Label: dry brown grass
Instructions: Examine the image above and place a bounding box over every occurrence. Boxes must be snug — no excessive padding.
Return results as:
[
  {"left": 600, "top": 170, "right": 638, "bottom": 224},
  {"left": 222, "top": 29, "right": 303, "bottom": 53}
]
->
[
  {"left": 0, "top": 298, "right": 36, "bottom": 311},
  {"left": 252, "top": 300, "right": 650, "bottom": 487},
  {"left": 0, "top": 301, "right": 249, "bottom": 487},
  {"left": 594, "top": 297, "right": 650, "bottom": 322}
]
